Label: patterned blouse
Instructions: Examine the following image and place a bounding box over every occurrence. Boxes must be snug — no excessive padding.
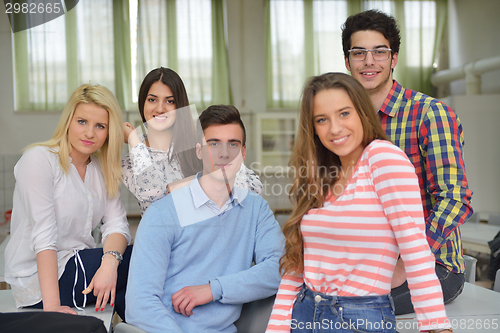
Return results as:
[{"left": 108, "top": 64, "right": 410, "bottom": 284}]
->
[{"left": 122, "top": 143, "right": 263, "bottom": 215}]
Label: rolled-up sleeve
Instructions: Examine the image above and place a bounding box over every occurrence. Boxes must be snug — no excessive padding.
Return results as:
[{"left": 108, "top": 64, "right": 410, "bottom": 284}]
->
[{"left": 14, "top": 147, "right": 59, "bottom": 253}]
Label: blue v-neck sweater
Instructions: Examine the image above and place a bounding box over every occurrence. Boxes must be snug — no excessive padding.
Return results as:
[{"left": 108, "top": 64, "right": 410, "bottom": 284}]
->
[{"left": 126, "top": 184, "right": 284, "bottom": 333}]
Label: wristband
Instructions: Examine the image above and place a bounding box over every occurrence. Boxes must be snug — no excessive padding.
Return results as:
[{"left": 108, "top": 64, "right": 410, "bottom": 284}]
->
[{"left": 102, "top": 250, "right": 123, "bottom": 264}]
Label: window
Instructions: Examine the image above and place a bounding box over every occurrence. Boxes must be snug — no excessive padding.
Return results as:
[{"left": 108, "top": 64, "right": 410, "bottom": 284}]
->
[
  {"left": 12, "top": 0, "right": 229, "bottom": 112},
  {"left": 268, "top": 0, "right": 305, "bottom": 108},
  {"left": 404, "top": 1, "right": 436, "bottom": 68},
  {"left": 134, "top": 0, "right": 215, "bottom": 106},
  {"left": 267, "top": 0, "right": 445, "bottom": 108},
  {"left": 13, "top": 0, "right": 117, "bottom": 111}
]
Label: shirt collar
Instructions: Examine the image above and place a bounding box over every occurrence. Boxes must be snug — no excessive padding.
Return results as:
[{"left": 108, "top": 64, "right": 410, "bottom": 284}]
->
[
  {"left": 379, "top": 80, "right": 404, "bottom": 118},
  {"left": 189, "top": 172, "right": 243, "bottom": 210},
  {"left": 68, "top": 154, "right": 95, "bottom": 166}
]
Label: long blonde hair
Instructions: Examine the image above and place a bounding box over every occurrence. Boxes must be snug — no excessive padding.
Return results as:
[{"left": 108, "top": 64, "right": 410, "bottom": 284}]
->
[
  {"left": 281, "top": 73, "right": 389, "bottom": 276},
  {"left": 26, "top": 84, "right": 124, "bottom": 197}
]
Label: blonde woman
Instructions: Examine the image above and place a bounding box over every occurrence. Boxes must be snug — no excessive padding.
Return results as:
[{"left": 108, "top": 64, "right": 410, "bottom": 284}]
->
[
  {"left": 4, "top": 84, "right": 132, "bottom": 320},
  {"left": 266, "top": 73, "right": 452, "bottom": 333}
]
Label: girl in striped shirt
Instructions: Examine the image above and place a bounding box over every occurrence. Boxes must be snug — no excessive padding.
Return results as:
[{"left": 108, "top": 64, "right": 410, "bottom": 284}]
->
[{"left": 266, "top": 73, "right": 451, "bottom": 333}]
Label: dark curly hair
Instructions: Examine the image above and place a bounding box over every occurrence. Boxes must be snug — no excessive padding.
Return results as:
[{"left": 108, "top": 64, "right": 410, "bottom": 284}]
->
[{"left": 341, "top": 10, "right": 401, "bottom": 58}]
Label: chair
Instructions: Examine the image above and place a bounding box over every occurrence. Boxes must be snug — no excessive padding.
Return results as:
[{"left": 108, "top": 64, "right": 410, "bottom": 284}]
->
[
  {"left": 463, "top": 254, "right": 477, "bottom": 284},
  {"left": 488, "top": 214, "right": 500, "bottom": 226},
  {"left": 234, "top": 295, "right": 275, "bottom": 333},
  {"left": 113, "top": 295, "right": 276, "bottom": 333},
  {"left": 495, "top": 269, "right": 500, "bottom": 292}
]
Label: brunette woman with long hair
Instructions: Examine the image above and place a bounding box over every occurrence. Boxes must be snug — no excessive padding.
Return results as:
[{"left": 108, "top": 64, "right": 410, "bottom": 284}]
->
[
  {"left": 266, "top": 73, "right": 451, "bottom": 333},
  {"left": 122, "top": 67, "right": 262, "bottom": 215}
]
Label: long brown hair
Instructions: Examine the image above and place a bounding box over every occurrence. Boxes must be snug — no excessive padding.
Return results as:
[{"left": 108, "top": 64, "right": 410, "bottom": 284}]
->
[
  {"left": 138, "top": 67, "right": 202, "bottom": 177},
  {"left": 280, "top": 72, "right": 389, "bottom": 276}
]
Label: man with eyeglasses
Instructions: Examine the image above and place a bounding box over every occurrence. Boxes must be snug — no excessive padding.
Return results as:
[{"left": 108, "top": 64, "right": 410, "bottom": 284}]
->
[
  {"left": 125, "top": 105, "right": 284, "bottom": 333},
  {"left": 342, "top": 9, "right": 473, "bottom": 322}
]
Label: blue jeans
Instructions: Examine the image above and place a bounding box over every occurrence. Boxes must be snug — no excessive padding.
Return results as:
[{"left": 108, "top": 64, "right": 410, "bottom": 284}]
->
[
  {"left": 291, "top": 284, "right": 396, "bottom": 333},
  {"left": 391, "top": 263, "right": 465, "bottom": 315},
  {"left": 29, "top": 245, "right": 133, "bottom": 320}
]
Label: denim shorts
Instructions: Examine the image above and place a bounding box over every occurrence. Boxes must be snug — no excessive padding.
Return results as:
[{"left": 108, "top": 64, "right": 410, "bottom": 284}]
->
[{"left": 291, "top": 284, "right": 396, "bottom": 333}]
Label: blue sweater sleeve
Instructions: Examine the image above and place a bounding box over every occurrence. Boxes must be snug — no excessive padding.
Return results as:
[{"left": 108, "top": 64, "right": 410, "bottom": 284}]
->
[
  {"left": 210, "top": 197, "right": 284, "bottom": 304},
  {"left": 125, "top": 204, "right": 185, "bottom": 333}
]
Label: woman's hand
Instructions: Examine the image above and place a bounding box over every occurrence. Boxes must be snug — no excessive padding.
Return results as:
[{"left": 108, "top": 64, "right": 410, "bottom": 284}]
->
[
  {"left": 123, "top": 122, "right": 136, "bottom": 144},
  {"left": 44, "top": 304, "right": 78, "bottom": 315},
  {"left": 89, "top": 233, "right": 127, "bottom": 311},
  {"left": 123, "top": 122, "right": 141, "bottom": 147},
  {"left": 85, "top": 255, "right": 119, "bottom": 312},
  {"left": 166, "top": 176, "right": 194, "bottom": 194}
]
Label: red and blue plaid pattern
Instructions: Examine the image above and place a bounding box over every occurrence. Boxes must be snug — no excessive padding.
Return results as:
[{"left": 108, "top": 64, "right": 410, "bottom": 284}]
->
[{"left": 379, "top": 81, "right": 473, "bottom": 273}]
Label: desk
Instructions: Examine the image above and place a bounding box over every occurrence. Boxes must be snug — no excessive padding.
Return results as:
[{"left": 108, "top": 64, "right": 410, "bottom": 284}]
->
[
  {"left": 0, "top": 289, "right": 114, "bottom": 332},
  {"left": 396, "top": 283, "right": 500, "bottom": 332},
  {"left": 460, "top": 223, "right": 500, "bottom": 254}
]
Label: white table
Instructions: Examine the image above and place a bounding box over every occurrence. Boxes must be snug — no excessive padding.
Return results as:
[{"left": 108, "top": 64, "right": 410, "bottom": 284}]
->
[
  {"left": 460, "top": 223, "right": 500, "bottom": 254},
  {"left": 396, "top": 283, "right": 500, "bottom": 332},
  {"left": 0, "top": 289, "right": 114, "bottom": 332}
]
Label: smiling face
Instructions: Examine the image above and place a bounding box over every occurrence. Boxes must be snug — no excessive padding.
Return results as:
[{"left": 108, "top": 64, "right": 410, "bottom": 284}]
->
[
  {"left": 68, "top": 103, "right": 109, "bottom": 163},
  {"left": 313, "top": 88, "right": 365, "bottom": 167},
  {"left": 196, "top": 123, "right": 246, "bottom": 183},
  {"left": 344, "top": 30, "right": 398, "bottom": 96},
  {"left": 143, "top": 81, "right": 177, "bottom": 131}
]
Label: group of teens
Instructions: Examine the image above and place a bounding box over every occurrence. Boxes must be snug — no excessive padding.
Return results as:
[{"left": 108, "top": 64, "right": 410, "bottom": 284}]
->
[{"left": 5, "top": 10, "right": 472, "bottom": 333}]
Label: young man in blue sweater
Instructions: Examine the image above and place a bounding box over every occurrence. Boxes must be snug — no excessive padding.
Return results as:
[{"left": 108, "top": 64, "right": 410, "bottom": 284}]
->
[{"left": 125, "top": 105, "right": 284, "bottom": 333}]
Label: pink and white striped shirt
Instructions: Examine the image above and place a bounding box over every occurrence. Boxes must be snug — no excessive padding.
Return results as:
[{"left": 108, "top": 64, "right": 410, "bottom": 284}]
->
[{"left": 267, "top": 140, "right": 450, "bottom": 332}]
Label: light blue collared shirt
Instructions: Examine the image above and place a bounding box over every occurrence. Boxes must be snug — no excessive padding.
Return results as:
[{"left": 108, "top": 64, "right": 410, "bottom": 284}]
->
[{"left": 172, "top": 172, "right": 247, "bottom": 227}]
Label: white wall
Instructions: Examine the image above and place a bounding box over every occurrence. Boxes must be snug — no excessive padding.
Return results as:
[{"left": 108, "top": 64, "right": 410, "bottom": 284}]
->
[
  {"left": 448, "top": 0, "right": 500, "bottom": 95},
  {"left": 225, "top": 0, "right": 268, "bottom": 164},
  {"left": 451, "top": 95, "right": 500, "bottom": 217},
  {"left": 446, "top": 0, "right": 500, "bottom": 217},
  {"left": 226, "top": 0, "right": 266, "bottom": 115}
]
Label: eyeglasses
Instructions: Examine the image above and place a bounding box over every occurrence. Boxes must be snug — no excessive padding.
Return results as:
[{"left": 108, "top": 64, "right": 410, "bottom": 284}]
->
[{"left": 348, "top": 48, "right": 392, "bottom": 61}]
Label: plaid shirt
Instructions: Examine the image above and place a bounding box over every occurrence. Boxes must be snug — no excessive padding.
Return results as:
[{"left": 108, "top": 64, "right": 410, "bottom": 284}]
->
[{"left": 379, "top": 81, "right": 473, "bottom": 273}]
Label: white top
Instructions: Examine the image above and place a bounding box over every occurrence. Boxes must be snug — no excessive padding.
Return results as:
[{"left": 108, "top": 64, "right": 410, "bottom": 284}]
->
[
  {"left": 4, "top": 146, "right": 132, "bottom": 308},
  {"left": 122, "top": 143, "right": 263, "bottom": 215}
]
